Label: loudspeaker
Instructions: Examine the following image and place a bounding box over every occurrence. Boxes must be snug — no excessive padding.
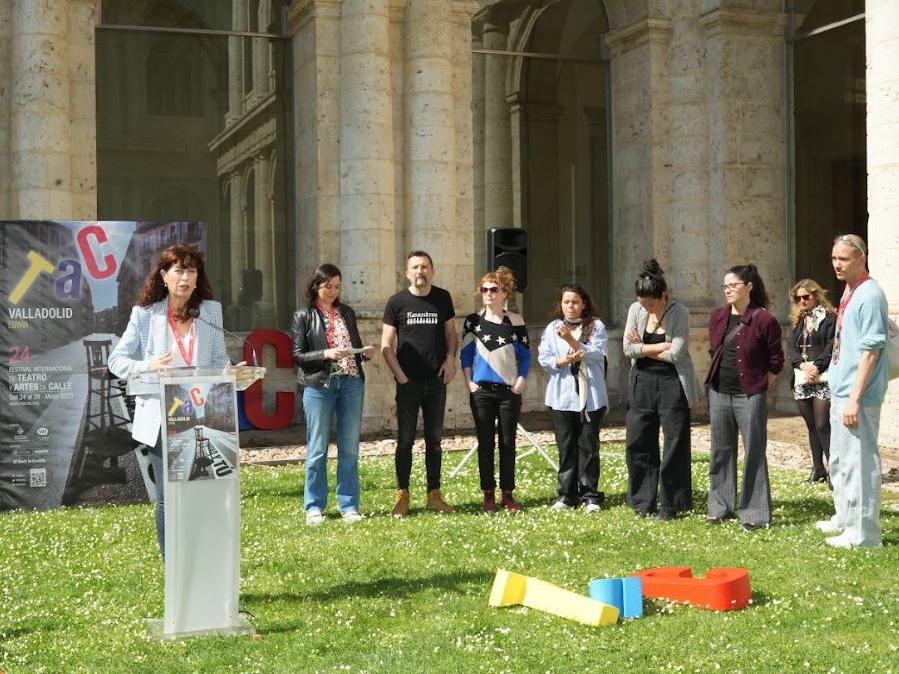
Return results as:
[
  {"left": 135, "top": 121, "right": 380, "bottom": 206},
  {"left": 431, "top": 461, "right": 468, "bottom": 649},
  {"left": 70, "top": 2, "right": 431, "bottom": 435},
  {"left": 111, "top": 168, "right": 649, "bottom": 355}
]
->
[
  {"left": 239, "top": 268, "right": 263, "bottom": 304},
  {"left": 488, "top": 228, "right": 528, "bottom": 292}
]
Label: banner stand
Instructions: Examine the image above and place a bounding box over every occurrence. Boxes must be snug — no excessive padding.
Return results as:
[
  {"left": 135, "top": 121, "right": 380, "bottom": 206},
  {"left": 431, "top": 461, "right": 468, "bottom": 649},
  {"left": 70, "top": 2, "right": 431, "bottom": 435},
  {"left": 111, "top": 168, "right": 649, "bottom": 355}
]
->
[{"left": 129, "top": 365, "right": 264, "bottom": 641}]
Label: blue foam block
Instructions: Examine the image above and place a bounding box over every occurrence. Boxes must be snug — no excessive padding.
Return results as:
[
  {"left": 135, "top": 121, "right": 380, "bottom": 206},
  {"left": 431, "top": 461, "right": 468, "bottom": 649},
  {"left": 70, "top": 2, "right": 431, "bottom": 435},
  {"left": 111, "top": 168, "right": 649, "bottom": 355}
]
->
[{"left": 588, "top": 577, "right": 643, "bottom": 619}]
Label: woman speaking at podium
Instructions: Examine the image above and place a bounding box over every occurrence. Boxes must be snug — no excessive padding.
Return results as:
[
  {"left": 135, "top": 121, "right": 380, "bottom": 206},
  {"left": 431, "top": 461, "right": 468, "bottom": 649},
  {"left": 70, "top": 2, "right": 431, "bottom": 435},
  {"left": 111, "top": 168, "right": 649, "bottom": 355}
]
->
[{"left": 108, "top": 244, "right": 230, "bottom": 556}]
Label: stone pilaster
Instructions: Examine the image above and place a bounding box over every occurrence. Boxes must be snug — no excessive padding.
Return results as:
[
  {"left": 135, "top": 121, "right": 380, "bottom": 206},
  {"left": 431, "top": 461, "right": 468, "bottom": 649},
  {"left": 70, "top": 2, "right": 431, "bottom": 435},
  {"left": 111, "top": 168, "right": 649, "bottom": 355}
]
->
[
  {"left": 9, "top": 0, "right": 97, "bottom": 219},
  {"left": 866, "top": 0, "right": 899, "bottom": 447},
  {"left": 701, "top": 7, "right": 787, "bottom": 316},
  {"left": 0, "top": 1, "right": 11, "bottom": 217},
  {"left": 404, "top": 0, "right": 467, "bottom": 305},
  {"left": 289, "top": 0, "right": 341, "bottom": 287},
  {"left": 339, "top": 0, "right": 395, "bottom": 311},
  {"left": 605, "top": 17, "right": 672, "bottom": 324},
  {"left": 482, "top": 21, "right": 513, "bottom": 232}
]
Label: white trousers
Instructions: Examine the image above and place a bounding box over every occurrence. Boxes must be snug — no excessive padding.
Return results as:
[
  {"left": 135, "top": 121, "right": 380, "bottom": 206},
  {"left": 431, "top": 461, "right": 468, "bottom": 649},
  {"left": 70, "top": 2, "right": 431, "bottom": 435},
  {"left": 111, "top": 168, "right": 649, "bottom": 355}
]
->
[{"left": 828, "top": 397, "right": 882, "bottom": 547}]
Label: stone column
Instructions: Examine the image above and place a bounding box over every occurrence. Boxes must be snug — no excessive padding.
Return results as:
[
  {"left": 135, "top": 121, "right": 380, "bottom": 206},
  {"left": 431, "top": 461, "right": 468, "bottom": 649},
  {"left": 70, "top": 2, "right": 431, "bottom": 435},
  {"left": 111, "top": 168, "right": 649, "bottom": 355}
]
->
[
  {"left": 866, "top": 0, "right": 899, "bottom": 446},
  {"left": 226, "top": 0, "right": 244, "bottom": 125},
  {"left": 389, "top": 0, "right": 406, "bottom": 277},
  {"left": 289, "top": 0, "right": 341, "bottom": 288},
  {"left": 339, "top": 0, "right": 395, "bottom": 311},
  {"left": 229, "top": 171, "right": 246, "bottom": 306},
  {"left": 471, "top": 29, "right": 486, "bottom": 283},
  {"left": 482, "top": 21, "right": 513, "bottom": 231},
  {"left": 701, "top": 7, "right": 787, "bottom": 316},
  {"left": 453, "top": 0, "right": 478, "bottom": 305},
  {"left": 605, "top": 18, "right": 672, "bottom": 324},
  {"left": 253, "top": 154, "right": 275, "bottom": 324},
  {"left": 404, "top": 0, "right": 466, "bottom": 304},
  {"left": 10, "top": 0, "right": 73, "bottom": 217}
]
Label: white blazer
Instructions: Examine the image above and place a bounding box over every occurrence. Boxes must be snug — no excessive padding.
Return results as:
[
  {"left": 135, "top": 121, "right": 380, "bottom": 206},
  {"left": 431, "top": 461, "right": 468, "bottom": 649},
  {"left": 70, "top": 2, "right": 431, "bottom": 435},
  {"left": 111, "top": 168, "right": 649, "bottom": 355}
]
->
[{"left": 108, "top": 299, "right": 230, "bottom": 446}]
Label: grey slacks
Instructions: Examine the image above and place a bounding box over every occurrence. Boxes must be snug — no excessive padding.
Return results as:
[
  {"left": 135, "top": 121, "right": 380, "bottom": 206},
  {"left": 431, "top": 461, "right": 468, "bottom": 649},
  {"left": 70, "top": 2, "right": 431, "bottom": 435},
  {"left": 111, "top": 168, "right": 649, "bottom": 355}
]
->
[{"left": 707, "top": 388, "right": 772, "bottom": 525}]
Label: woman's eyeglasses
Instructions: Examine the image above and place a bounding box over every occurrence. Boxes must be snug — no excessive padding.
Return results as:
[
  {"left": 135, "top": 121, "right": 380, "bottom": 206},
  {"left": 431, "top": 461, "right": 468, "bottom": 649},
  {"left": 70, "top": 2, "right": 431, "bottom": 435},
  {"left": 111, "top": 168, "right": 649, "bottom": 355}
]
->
[
  {"left": 480, "top": 286, "right": 500, "bottom": 294},
  {"left": 793, "top": 293, "right": 813, "bottom": 302},
  {"left": 720, "top": 282, "right": 745, "bottom": 291}
]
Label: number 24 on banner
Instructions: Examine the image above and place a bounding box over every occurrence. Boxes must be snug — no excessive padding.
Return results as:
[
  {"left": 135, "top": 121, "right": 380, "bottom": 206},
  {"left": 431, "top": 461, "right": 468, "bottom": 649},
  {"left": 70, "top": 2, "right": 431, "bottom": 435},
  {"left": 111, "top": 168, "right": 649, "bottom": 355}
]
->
[{"left": 8, "top": 346, "right": 31, "bottom": 364}]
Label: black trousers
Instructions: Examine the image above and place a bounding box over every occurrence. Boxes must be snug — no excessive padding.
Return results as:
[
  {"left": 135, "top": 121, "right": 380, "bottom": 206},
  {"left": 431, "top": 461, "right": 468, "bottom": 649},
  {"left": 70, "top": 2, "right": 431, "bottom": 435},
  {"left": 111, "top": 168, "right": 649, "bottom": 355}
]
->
[
  {"left": 395, "top": 376, "right": 446, "bottom": 491},
  {"left": 470, "top": 385, "right": 522, "bottom": 490},
  {"left": 548, "top": 407, "right": 606, "bottom": 506},
  {"left": 625, "top": 368, "right": 692, "bottom": 514}
]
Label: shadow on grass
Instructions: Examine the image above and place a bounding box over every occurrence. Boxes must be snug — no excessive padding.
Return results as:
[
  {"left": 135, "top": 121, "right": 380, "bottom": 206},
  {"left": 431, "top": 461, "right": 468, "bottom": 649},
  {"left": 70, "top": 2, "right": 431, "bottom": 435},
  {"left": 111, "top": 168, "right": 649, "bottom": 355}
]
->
[{"left": 245, "top": 570, "right": 492, "bottom": 634}]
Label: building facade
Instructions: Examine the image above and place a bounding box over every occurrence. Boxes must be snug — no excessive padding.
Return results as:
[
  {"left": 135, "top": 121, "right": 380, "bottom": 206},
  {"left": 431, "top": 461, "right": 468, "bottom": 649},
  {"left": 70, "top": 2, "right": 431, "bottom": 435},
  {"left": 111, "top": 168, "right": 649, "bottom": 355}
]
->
[{"left": 1, "top": 0, "right": 898, "bottom": 444}]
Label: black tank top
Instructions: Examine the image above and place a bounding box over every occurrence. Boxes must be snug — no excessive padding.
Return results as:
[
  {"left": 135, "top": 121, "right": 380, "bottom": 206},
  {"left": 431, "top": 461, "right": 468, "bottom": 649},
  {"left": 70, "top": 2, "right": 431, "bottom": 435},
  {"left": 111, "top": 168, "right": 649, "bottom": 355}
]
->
[{"left": 635, "top": 331, "right": 677, "bottom": 375}]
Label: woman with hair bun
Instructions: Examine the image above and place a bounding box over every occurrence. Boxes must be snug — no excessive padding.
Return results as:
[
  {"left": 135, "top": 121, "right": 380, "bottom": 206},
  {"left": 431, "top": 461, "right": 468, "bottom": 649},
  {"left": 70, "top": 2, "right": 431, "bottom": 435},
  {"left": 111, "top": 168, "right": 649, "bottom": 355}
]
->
[
  {"left": 623, "top": 259, "right": 700, "bottom": 519},
  {"left": 460, "top": 266, "right": 531, "bottom": 513},
  {"left": 705, "top": 263, "right": 784, "bottom": 531}
]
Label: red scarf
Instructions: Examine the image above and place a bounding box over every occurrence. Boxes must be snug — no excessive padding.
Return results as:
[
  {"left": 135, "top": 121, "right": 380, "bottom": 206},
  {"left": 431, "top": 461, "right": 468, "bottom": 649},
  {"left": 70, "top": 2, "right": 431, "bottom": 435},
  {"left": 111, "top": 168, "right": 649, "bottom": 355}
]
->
[{"left": 836, "top": 272, "right": 870, "bottom": 330}]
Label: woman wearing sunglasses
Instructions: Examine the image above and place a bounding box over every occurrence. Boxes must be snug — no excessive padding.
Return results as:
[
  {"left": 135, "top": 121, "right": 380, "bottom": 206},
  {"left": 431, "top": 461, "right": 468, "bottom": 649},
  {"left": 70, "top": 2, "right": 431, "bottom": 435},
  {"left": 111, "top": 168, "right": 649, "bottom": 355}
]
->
[
  {"left": 705, "top": 264, "right": 783, "bottom": 531},
  {"left": 788, "top": 279, "right": 836, "bottom": 485},
  {"left": 460, "top": 267, "right": 531, "bottom": 513}
]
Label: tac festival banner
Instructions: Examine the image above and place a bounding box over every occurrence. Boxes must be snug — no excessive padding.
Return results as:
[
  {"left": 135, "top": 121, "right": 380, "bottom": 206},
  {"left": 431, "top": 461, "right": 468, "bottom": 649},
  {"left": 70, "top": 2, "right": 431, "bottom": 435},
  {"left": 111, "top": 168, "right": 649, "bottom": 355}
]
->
[{"left": 0, "top": 221, "right": 206, "bottom": 511}]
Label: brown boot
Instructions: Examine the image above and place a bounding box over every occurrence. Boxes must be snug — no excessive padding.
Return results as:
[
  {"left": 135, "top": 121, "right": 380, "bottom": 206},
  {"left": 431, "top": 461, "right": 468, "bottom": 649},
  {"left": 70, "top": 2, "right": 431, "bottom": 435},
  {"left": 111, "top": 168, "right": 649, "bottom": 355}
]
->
[
  {"left": 392, "top": 489, "right": 410, "bottom": 517},
  {"left": 426, "top": 489, "right": 455, "bottom": 514}
]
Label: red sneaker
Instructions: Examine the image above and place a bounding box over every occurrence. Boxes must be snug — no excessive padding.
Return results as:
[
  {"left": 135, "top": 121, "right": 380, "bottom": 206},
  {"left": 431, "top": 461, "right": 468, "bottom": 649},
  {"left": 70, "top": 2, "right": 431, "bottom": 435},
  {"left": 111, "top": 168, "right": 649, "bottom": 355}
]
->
[
  {"left": 483, "top": 489, "right": 497, "bottom": 513},
  {"left": 501, "top": 490, "right": 521, "bottom": 513}
]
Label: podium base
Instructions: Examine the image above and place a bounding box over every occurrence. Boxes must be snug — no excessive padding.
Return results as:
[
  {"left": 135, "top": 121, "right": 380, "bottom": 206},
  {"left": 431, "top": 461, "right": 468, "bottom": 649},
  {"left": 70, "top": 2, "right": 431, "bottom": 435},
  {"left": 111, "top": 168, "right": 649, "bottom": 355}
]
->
[{"left": 146, "top": 614, "right": 255, "bottom": 641}]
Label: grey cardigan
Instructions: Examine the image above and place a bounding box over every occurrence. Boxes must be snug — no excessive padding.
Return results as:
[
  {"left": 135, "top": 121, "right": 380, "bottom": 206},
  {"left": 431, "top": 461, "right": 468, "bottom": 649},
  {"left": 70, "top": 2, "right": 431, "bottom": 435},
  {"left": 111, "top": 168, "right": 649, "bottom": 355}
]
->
[{"left": 623, "top": 300, "right": 701, "bottom": 406}]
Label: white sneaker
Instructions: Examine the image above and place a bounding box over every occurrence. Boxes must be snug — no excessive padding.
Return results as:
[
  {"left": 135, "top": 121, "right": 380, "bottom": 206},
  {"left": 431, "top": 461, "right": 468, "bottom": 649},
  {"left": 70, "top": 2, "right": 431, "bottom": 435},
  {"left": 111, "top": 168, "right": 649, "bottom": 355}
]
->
[
  {"left": 584, "top": 502, "right": 601, "bottom": 514},
  {"left": 815, "top": 518, "right": 842, "bottom": 534},
  {"left": 550, "top": 499, "right": 569, "bottom": 512},
  {"left": 306, "top": 509, "right": 324, "bottom": 526},
  {"left": 825, "top": 533, "right": 855, "bottom": 549},
  {"left": 341, "top": 509, "right": 364, "bottom": 524}
]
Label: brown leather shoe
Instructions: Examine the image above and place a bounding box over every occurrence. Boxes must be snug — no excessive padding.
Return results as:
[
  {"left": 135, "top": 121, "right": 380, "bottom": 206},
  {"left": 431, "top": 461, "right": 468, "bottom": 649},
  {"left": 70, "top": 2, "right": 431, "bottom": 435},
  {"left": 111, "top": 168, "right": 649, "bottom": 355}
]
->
[
  {"left": 392, "top": 489, "right": 410, "bottom": 517},
  {"left": 426, "top": 489, "right": 455, "bottom": 514}
]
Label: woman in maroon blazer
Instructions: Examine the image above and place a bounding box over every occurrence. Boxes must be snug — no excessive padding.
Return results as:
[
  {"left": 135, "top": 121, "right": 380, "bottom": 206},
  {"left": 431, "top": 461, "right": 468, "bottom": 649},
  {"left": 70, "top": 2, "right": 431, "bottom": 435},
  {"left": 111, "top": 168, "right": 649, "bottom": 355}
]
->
[{"left": 705, "top": 264, "right": 784, "bottom": 531}]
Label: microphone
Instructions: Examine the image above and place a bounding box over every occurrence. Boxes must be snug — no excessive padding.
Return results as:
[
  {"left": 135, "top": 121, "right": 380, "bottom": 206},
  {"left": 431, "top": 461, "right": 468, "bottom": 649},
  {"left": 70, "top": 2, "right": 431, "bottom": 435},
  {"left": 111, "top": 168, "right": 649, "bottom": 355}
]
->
[{"left": 188, "top": 308, "right": 259, "bottom": 367}]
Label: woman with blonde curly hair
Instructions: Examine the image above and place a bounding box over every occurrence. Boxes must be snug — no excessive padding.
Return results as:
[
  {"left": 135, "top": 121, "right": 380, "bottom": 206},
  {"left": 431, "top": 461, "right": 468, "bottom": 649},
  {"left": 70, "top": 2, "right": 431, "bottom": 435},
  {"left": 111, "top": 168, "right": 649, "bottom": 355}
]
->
[
  {"left": 460, "top": 266, "right": 531, "bottom": 513},
  {"left": 788, "top": 279, "right": 837, "bottom": 484}
]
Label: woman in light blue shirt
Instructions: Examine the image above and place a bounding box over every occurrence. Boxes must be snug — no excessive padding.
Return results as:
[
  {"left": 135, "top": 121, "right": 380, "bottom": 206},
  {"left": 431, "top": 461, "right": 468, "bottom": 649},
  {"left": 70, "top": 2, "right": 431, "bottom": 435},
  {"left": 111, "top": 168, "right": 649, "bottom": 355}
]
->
[{"left": 538, "top": 284, "right": 608, "bottom": 512}]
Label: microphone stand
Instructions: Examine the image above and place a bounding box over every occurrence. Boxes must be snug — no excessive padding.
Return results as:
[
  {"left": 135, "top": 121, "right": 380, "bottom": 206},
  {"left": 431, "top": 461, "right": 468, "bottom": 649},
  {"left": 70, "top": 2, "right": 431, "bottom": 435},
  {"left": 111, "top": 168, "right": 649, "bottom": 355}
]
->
[{"left": 188, "top": 308, "right": 260, "bottom": 367}]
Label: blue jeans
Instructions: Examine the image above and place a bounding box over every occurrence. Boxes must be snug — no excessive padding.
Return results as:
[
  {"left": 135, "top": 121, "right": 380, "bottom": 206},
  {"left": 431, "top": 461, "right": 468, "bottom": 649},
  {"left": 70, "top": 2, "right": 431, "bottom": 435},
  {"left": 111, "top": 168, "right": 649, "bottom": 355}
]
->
[{"left": 303, "top": 374, "right": 365, "bottom": 513}]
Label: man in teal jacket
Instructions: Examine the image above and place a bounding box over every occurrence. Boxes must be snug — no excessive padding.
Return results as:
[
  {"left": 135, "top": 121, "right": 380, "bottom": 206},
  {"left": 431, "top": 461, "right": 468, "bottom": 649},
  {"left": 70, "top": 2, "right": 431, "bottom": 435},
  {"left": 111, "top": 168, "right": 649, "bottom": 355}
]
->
[{"left": 817, "top": 234, "right": 888, "bottom": 548}]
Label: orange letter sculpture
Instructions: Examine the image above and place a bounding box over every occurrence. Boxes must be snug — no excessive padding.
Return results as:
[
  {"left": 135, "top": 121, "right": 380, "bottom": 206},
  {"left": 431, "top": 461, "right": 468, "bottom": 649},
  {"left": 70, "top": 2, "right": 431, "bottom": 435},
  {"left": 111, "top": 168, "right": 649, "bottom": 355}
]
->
[{"left": 631, "top": 566, "right": 751, "bottom": 611}]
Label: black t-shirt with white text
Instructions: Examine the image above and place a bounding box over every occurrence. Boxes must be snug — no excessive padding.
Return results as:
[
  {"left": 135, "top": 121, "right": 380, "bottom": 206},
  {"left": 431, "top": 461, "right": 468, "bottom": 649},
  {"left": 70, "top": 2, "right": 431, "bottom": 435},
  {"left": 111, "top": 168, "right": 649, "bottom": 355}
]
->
[{"left": 383, "top": 287, "right": 455, "bottom": 380}]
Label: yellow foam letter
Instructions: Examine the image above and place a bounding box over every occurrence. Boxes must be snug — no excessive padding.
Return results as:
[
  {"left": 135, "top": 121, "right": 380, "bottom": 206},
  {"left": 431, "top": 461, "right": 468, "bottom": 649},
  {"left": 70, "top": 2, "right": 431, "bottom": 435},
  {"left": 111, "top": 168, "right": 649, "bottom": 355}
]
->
[{"left": 9, "top": 251, "right": 55, "bottom": 304}]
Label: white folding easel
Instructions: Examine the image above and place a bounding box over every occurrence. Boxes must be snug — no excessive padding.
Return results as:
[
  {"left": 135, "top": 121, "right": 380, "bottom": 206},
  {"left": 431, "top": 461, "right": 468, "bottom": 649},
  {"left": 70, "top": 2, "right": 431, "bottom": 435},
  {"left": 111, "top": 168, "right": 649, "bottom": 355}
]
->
[{"left": 449, "top": 422, "right": 557, "bottom": 478}]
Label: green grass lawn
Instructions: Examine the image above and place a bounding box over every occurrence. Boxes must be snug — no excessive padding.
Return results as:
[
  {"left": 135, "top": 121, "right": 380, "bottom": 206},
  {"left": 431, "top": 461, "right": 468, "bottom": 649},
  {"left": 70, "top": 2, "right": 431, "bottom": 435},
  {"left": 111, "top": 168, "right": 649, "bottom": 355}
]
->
[{"left": 2, "top": 445, "right": 897, "bottom": 674}]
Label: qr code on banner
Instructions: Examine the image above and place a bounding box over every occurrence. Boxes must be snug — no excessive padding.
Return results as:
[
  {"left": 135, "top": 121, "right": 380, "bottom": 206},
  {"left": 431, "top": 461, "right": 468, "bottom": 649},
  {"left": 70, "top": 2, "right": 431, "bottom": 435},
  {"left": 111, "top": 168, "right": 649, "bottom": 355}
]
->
[{"left": 30, "top": 468, "right": 47, "bottom": 488}]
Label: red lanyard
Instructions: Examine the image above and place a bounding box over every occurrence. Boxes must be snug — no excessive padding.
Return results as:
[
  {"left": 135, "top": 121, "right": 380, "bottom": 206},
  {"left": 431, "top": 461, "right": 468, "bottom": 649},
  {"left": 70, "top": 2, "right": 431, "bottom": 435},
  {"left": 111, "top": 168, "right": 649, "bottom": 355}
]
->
[
  {"left": 317, "top": 303, "right": 336, "bottom": 346},
  {"left": 167, "top": 306, "right": 196, "bottom": 365},
  {"left": 837, "top": 273, "right": 870, "bottom": 330}
]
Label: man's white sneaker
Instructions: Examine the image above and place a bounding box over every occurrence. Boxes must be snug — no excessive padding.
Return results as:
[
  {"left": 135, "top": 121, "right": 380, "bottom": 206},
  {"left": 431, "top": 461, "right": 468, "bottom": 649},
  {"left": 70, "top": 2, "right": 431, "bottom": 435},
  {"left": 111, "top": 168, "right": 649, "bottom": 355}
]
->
[
  {"left": 306, "top": 509, "right": 324, "bottom": 526},
  {"left": 341, "top": 509, "right": 364, "bottom": 524},
  {"left": 825, "top": 533, "right": 855, "bottom": 549},
  {"left": 815, "top": 518, "right": 842, "bottom": 534},
  {"left": 550, "top": 499, "right": 569, "bottom": 512},
  {"left": 584, "top": 502, "right": 602, "bottom": 514}
]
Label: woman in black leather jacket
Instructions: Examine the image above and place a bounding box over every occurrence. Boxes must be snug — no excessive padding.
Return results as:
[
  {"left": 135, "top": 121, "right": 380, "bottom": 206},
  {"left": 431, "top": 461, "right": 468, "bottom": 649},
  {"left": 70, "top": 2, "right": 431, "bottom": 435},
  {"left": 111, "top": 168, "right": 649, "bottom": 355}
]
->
[
  {"left": 787, "top": 279, "right": 836, "bottom": 485},
  {"left": 292, "top": 263, "right": 375, "bottom": 525}
]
